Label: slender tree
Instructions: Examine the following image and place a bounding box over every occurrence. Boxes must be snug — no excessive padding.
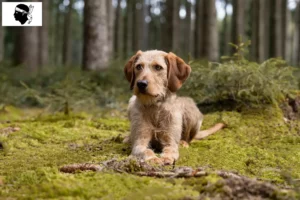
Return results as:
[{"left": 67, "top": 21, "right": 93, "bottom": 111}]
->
[
  {"left": 251, "top": 0, "right": 265, "bottom": 62},
  {"left": 202, "top": 0, "right": 218, "bottom": 61},
  {"left": 281, "top": 0, "right": 287, "bottom": 59},
  {"left": 221, "top": 0, "right": 230, "bottom": 56},
  {"left": 194, "top": 0, "right": 203, "bottom": 58},
  {"left": 62, "top": 0, "right": 74, "bottom": 66},
  {"left": 39, "top": 0, "right": 49, "bottom": 66},
  {"left": 264, "top": 0, "right": 270, "bottom": 59},
  {"left": 231, "top": 0, "right": 245, "bottom": 48},
  {"left": 294, "top": 1, "right": 300, "bottom": 65},
  {"left": 0, "top": 1, "right": 4, "bottom": 62},
  {"left": 54, "top": 0, "right": 63, "bottom": 64},
  {"left": 127, "top": 0, "right": 133, "bottom": 54},
  {"left": 185, "top": 0, "right": 192, "bottom": 55},
  {"left": 172, "top": 0, "right": 180, "bottom": 53},
  {"left": 83, "top": 0, "right": 109, "bottom": 70},
  {"left": 164, "top": 0, "right": 180, "bottom": 52},
  {"left": 134, "top": 0, "right": 145, "bottom": 51},
  {"left": 132, "top": 0, "right": 138, "bottom": 52},
  {"left": 133, "top": 0, "right": 147, "bottom": 50},
  {"left": 107, "top": 0, "right": 114, "bottom": 59},
  {"left": 161, "top": 1, "right": 168, "bottom": 51},
  {"left": 142, "top": 0, "right": 149, "bottom": 50},
  {"left": 113, "top": 0, "right": 122, "bottom": 57},
  {"left": 123, "top": 0, "right": 129, "bottom": 59},
  {"left": 269, "top": 0, "right": 283, "bottom": 57}
]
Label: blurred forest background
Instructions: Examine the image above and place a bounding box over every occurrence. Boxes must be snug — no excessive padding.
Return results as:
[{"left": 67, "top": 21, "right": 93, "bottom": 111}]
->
[
  {"left": 1, "top": 0, "right": 300, "bottom": 115},
  {"left": 1, "top": 0, "right": 300, "bottom": 70}
]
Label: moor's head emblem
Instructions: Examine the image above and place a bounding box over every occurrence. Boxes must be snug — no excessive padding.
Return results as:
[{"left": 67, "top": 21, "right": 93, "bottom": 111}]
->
[{"left": 14, "top": 4, "right": 34, "bottom": 25}]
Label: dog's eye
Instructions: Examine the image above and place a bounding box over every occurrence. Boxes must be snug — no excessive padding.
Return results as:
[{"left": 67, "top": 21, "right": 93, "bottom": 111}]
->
[
  {"left": 154, "top": 65, "right": 163, "bottom": 71},
  {"left": 136, "top": 64, "right": 143, "bottom": 70}
]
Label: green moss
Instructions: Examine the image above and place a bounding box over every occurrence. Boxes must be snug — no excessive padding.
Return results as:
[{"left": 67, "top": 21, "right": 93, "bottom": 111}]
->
[
  {"left": 0, "top": 105, "right": 299, "bottom": 199},
  {"left": 2, "top": 169, "right": 198, "bottom": 199},
  {"left": 177, "top": 106, "right": 300, "bottom": 183}
]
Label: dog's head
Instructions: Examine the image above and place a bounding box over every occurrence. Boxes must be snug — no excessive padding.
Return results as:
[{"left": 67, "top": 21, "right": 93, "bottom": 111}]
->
[{"left": 124, "top": 50, "right": 191, "bottom": 105}]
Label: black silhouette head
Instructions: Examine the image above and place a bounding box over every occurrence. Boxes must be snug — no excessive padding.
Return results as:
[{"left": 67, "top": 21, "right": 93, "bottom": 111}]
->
[{"left": 14, "top": 4, "right": 29, "bottom": 25}]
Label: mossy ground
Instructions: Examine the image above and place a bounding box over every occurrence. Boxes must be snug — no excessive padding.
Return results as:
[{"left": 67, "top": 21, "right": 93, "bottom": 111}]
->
[{"left": 0, "top": 105, "right": 299, "bottom": 199}]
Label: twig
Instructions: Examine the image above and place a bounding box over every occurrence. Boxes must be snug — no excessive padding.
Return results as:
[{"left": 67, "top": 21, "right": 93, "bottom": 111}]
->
[
  {"left": 59, "top": 163, "right": 104, "bottom": 173},
  {"left": 0, "top": 127, "right": 20, "bottom": 136}
]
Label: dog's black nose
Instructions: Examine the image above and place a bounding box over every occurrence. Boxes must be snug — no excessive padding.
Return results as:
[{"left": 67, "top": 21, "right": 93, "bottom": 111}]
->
[{"left": 137, "top": 80, "right": 148, "bottom": 90}]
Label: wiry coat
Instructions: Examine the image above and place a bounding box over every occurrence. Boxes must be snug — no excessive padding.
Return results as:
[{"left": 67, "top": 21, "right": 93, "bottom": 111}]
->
[{"left": 124, "top": 50, "right": 223, "bottom": 165}]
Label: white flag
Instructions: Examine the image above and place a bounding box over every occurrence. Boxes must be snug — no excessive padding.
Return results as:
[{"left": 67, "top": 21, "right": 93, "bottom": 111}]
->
[{"left": 2, "top": 2, "right": 42, "bottom": 26}]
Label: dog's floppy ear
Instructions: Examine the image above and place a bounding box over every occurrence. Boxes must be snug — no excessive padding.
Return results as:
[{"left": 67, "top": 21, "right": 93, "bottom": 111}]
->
[
  {"left": 165, "top": 52, "right": 191, "bottom": 92},
  {"left": 124, "top": 50, "right": 142, "bottom": 90}
]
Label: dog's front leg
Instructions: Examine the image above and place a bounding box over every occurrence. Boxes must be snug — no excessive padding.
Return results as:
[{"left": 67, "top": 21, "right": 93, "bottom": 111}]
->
[
  {"left": 130, "top": 128, "right": 161, "bottom": 164},
  {"left": 160, "top": 138, "right": 179, "bottom": 165}
]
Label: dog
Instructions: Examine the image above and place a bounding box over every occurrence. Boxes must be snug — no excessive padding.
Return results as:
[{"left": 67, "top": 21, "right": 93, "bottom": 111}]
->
[{"left": 124, "top": 50, "right": 224, "bottom": 165}]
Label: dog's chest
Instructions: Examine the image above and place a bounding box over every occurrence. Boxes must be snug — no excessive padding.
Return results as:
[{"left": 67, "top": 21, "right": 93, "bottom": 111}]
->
[{"left": 143, "top": 106, "right": 172, "bottom": 130}]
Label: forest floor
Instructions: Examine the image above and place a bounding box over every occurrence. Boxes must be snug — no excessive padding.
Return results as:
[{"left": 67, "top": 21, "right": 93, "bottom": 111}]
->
[{"left": 0, "top": 105, "right": 299, "bottom": 199}]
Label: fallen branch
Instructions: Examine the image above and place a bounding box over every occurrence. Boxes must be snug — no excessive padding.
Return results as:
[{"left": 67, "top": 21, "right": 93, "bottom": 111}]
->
[
  {"left": 60, "top": 163, "right": 104, "bottom": 173},
  {"left": 59, "top": 159, "right": 297, "bottom": 199},
  {"left": 59, "top": 159, "right": 246, "bottom": 179},
  {"left": 0, "top": 127, "right": 20, "bottom": 137}
]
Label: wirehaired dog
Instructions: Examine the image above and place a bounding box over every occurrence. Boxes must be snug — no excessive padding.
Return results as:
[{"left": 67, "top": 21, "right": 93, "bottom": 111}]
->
[{"left": 124, "top": 50, "right": 224, "bottom": 165}]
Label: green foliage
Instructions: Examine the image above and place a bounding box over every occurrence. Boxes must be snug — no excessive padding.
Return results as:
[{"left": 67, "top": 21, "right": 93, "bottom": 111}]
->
[
  {"left": 183, "top": 40, "right": 298, "bottom": 108},
  {"left": 0, "top": 60, "right": 130, "bottom": 116}
]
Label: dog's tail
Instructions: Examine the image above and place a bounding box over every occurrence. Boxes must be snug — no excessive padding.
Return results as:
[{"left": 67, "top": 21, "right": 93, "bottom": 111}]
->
[{"left": 194, "top": 123, "right": 225, "bottom": 140}]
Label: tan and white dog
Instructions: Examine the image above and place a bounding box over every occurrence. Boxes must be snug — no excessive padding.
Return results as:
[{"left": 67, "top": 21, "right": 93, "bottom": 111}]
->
[{"left": 124, "top": 50, "right": 224, "bottom": 165}]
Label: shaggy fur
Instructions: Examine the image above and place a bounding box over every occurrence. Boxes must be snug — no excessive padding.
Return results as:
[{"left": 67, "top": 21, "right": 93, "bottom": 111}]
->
[{"left": 124, "top": 50, "right": 224, "bottom": 165}]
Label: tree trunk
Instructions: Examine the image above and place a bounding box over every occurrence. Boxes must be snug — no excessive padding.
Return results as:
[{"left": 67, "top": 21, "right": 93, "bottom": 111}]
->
[
  {"left": 131, "top": 0, "right": 138, "bottom": 52},
  {"left": 164, "top": 0, "right": 174, "bottom": 51},
  {"left": 113, "top": 0, "right": 122, "bottom": 58},
  {"left": 281, "top": 0, "right": 287, "bottom": 59},
  {"left": 264, "top": 0, "right": 270, "bottom": 59},
  {"left": 202, "top": 0, "right": 218, "bottom": 61},
  {"left": 54, "top": 0, "right": 63, "bottom": 65},
  {"left": 83, "top": 0, "right": 109, "bottom": 70},
  {"left": 164, "top": 0, "right": 180, "bottom": 52},
  {"left": 0, "top": 1, "right": 4, "bottom": 62},
  {"left": 135, "top": 0, "right": 145, "bottom": 51},
  {"left": 223, "top": 0, "right": 230, "bottom": 55},
  {"left": 251, "top": 0, "right": 265, "bottom": 62},
  {"left": 39, "top": 0, "right": 49, "bottom": 67},
  {"left": 15, "top": 27, "right": 39, "bottom": 73},
  {"left": 269, "top": 0, "right": 283, "bottom": 57},
  {"left": 142, "top": 0, "right": 149, "bottom": 50},
  {"left": 172, "top": 0, "right": 180, "bottom": 53},
  {"left": 62, "top": 0, "right": 74, "bottom": 66},
  {"left": 123, "top": 0, "right": 129, "bottom": 59},
  {"left": 123, "top": 0, "right": 134, "bottom": 58},
  {"left": 295, "top": 2, "right": 300, "bottom": 65},
  {"left": 106, "top": 0, "right": 114, "bottom": 59},
  {"left": 231, "top": 0, "right": 245, "bottom": 48},
  {"left": 194, "top": 0, "right": 203, "bottom": 58},
  {"left": 127, "top": 0, "right": 133, "bottom": 54},
  {"left": 185, "top": 0, "right": 192, "bottom": 55}
]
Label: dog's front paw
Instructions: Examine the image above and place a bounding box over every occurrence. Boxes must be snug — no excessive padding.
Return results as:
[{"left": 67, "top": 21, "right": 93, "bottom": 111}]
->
[
  {"left": 146, "top": 157, "right": 163, "bottom": 165},
  {"left": 161, "top": 157, "right": 175, "bottom": 165}
]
